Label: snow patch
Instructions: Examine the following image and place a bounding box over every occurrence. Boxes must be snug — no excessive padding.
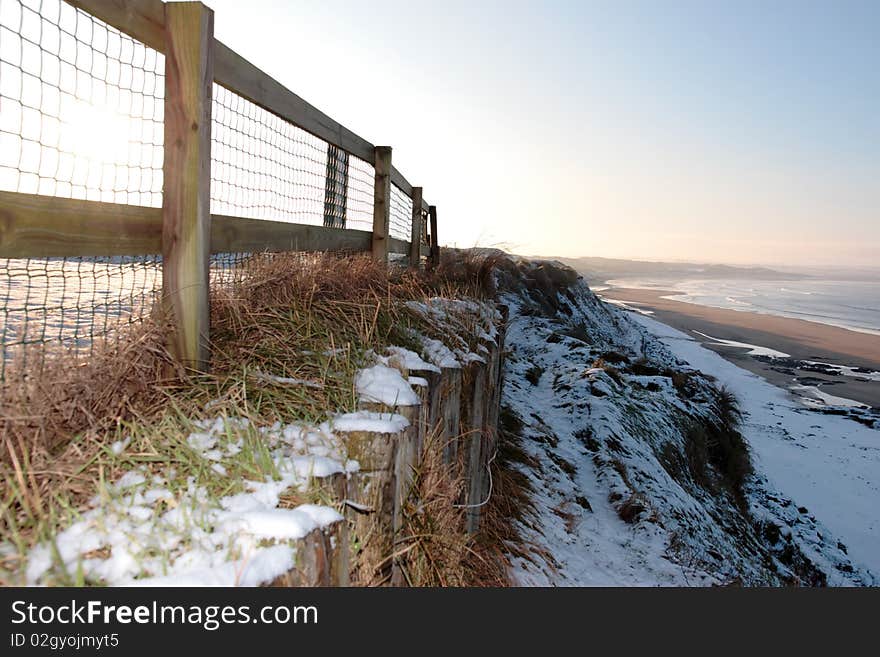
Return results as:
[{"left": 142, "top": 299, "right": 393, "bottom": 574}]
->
[
  {"left": 25, "top": 415, "right": 352, "bottom": 587},
  {"left": 331, "top": 410, "right": 410, "bottom": 434},
  {"left": 355, "top": 364, "right": 420, "bottom": 406}
]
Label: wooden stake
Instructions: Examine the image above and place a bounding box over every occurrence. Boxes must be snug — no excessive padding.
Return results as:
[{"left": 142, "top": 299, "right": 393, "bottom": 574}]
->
[
  {"left": 162, "top": 1, "right": 214, "bottom": 372},
  {"left": 371, "top": 146, "right": 392, "bottom": 263},
  {"left": 428, "top": 205, "right": 439, "bottom": 269},
  {"left": 409, "top": 186, "right": 423, "bottom": 268}
]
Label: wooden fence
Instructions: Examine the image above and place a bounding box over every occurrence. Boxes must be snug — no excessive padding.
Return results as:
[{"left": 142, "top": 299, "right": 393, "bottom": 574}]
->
[{"left": 0, "top": 0, "right": 440, "bottom": 372}]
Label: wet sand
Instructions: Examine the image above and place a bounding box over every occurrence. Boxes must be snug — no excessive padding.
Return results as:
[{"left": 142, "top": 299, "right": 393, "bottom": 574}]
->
[{"left": 602, "top": 287, "right": 880, "bottom": 408}]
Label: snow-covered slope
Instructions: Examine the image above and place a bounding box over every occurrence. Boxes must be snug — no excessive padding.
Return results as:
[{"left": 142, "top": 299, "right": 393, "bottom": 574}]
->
[
  {"left": 494, "top": 257, "right": 875, "bottom": 586},
  {"left": 628, "top": 313, "right": 880, "bottom": 578}
]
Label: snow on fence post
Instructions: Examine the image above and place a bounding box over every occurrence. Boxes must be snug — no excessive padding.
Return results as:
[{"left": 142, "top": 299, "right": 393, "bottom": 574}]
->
[
  {"left": 161, "top": 1, "right": 214, "bottom": 372},
  {"left": 409, "top": 187, "right": 424, "bottom": 268},
  {"left": 372, "top": 146, "right": 393, "bottom": 263}
]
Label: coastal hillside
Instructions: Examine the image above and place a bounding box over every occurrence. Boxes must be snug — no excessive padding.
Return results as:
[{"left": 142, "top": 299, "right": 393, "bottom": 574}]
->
[
  {"left": 491, "top": 255, "right": 875, "bottom": 585},
  {"left": 3, "top": 250, "right": 875, "bottom": 587},
  {"left": 554, "top": 256, "right": 808, "bottom": 284}
]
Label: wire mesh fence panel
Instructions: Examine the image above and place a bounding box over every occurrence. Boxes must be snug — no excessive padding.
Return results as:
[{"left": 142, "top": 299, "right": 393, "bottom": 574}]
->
[
  {"left": 345, "top": 154, "right": 374, "bottom": 232},
  {"left": 323, "top": 143, "right": 348, "bottom": 228},
  {"left": 0, "top": 0, "right": 165, "bottom": 204},
  {"left": 0, "top": 0, "right": 166, "bottom": 379},
  {"left": 209, "top": 251, "right": 252, "bottom": 290},
  {"left": 0, "top": 255, "right": 162, "bottom": 378},
  {"left": 211, "top": 84, "right": 328, "bottom": 224},
  {"left": 389, "top": 183, "right": 412, "bottom": 242},
  {"left": 0, "top": 1, "right": 426, "bottom": 381}
]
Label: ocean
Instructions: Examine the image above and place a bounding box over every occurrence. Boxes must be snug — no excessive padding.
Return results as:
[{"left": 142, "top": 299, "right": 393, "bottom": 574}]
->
[{"left": 602, "top": 277, "right": 880, "bottom": 336}]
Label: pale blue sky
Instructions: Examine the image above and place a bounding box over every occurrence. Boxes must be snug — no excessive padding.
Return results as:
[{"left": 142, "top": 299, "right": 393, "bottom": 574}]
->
[{"left": 208, "top": 0, "right": 879, "bottom": 266}]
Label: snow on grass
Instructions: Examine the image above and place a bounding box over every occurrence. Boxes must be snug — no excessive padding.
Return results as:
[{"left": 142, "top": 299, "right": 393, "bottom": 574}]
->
[
  {"left": 502, "top": 296, "right": 718, "bottom": 586},
  {"left": 498, "top": 257, "right": 872, "bottom": 586},
  {"left": 421, "top": 337, "right": 461, "bottom": 368},
  {"left": 404, "top": 298, "right": 501, "bottom": 369},
  {"left": 110, "top": 437, "right": 130, "bottom": 455},
  {"left": 24, "top": 332, "right": 457, "bottom": 586},
  {"left": 25, "top": 415, "right": 351, "bottom": 587},
  {"left": 629, "top": 312, "right": 880, "bottom": 577},
  {"left": 130, "top": 545, "right": 295, "bottom": 587}
]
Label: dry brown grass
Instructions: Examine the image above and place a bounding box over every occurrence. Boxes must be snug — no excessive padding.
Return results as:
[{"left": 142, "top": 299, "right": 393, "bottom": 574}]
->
[
  {"left": 0, "top": 316, "right": 182, "bottom": 556},
  {"left": 389, "top": 401, "right": 554, "bottom": 587},
  {"left": 0, "top": 249, "right": 536, "bottom": 587},
  {"left": 0, "top": 253, "right": 474, "bottom": 573},
  {"left": 426, "top": 247, "right": 513, "bottom": 300},
  {"left": 391, "top": 427, "right": 535, "bottom": 588},
  {"left": 389, "top": 429, "right": 471, "bottom": 587}
]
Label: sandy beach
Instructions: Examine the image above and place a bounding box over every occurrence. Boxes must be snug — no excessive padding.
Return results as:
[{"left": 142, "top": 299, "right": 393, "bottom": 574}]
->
[{"left": 602, "top": 287, "right": 880, "bottom": 407}]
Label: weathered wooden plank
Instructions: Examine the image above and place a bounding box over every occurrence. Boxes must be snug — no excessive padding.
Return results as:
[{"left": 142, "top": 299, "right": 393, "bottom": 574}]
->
[
  {"left": 0, "top": 192, "right": 391, "bottom": 257},
  {"left": 428, "top": 205, "right": 439, "bottom": 268},
  {"left": 387, "top": 236, "right": 410, "bottom": 255},
  {"left": 213, "top": 41, "right": 375, "bottom": 162},
  {"left": 409, "top": 187, "right": 423, "bottom": 268},
  {"left": 211, "top": 216, "right": 371, "bottom": 254},
  {"left": 390, "top": 166, "right": 412, "bottom": 197},
  {"left": 64, "top": 0, "right": 167, "bottom": 53},
  {"left": 371, "top": 146, "right": 392, "bottom": 263},
  {"left": 162, "top": 1, "right": 214, "bottom": 371},
  {"left": 0, "top": 192, "right": 161, "bottom": 257}
]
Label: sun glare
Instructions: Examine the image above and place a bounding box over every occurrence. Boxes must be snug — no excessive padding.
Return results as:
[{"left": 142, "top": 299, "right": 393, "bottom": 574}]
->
[{"left": 62, "top": 99, "right": 132, "bottom": 164}]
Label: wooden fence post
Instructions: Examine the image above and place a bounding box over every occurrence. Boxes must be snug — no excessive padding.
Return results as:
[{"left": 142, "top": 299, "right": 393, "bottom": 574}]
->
[
  {"left": 409, "top": 187, "right": 423, "bottom": 268},
  {"left": 162, "top": 1, "right": 214, "bottom": 372},
  {"left": 372, "top": 146, "right": 392, "bottom": 263},
  {"left": 428, "top": 205, "right": 439, "bottom": 269}
]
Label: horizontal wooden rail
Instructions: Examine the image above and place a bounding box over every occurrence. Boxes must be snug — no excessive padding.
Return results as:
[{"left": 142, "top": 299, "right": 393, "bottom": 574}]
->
[
  {"left": 390, "top": 166, "right": 412, "bottom": 197},
  {"left": 65, "top": 0, "right": 166, "bottom": 53},
  {"left": 0, "top": 191, "right": 162, "bottom": 257},
  {"left": 0, "top": 192, "right": 426, "bottom": 259},
  {"left": 212, "top": 215, "right": 370, "bottom": 254},
  {"left": 387, "top": 237, "right": 413, "bottom": 256}
]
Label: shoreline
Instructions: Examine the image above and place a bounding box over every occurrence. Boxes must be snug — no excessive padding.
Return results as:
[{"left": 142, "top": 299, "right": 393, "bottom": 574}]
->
[{"left": 601, "top": 287, "right": 880, "bottom": 408}]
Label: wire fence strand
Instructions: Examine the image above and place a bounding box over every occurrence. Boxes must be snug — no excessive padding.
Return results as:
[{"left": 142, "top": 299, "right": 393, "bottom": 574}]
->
[
  {"left": 210, "top": 83, "right": 328, "bottom": 224},
  {"left": 0, "top": 0, "right": 164, "bottom": 205},
  {"left": 0, "top": 0, "right": 166, "bottom": 378},
  {"left": 0, "top": 255, "right": 162, "bottom": 378},
  {"left": 389, "top": 183, "right": 413, "bottom": 242}
]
